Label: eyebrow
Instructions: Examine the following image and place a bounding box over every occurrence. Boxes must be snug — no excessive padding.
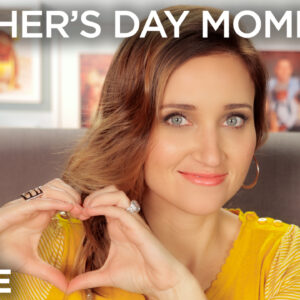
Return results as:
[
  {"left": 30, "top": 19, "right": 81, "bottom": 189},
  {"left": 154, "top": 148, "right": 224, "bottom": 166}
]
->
[{"left": 160, "top": 103, "right": 253, "bottom": 110}]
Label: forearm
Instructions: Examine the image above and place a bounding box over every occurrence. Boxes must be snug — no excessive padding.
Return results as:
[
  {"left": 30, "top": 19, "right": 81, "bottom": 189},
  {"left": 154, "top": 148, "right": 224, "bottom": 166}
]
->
[{"left": 146, "top": 275, "right": 208, "bottom": 300}]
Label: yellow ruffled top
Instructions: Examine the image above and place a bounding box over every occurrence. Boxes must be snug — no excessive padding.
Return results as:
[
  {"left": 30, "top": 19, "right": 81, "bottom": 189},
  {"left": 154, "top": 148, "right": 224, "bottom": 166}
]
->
[{"left": 3, "top": 208, "right": 300, "bottom": 300}]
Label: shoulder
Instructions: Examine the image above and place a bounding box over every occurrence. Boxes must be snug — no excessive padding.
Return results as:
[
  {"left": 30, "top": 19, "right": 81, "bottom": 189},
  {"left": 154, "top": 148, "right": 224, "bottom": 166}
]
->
[
  {"left": 239, "top": 209, "right": 291, "bottom": 234},
  {"left": 233, "top": 209, "right": 300, "bottom": 299},
  {"left": 289, "top": 77, "right": 300, "bottom": 87},
  {"left": 269, "top": 223, "right": 300, "bottom": 269},
  {"left": 227, "top": 208, "right": 292, "bottom": 235},
  {"left": 226, "top": 208, "right": 294, "bottom": 253},
  {"left": 264, "top": 224, "right": 300, "bottom": 299},
  {"left": 274, "top": 224, "right": 300, "bottom": 259}
]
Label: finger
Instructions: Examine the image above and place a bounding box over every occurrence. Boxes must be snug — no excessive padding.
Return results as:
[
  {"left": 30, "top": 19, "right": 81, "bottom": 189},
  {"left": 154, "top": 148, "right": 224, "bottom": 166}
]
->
[
  {"left": 24, "top": 198, "right": 74, "bottom": 214},
  {"left": 41, "top": 198, "right": 84, "bottom": 220},
  {"left": 78, "top": 214, "right": 90, "bottom": 221},
  {"left": 1, "top": 198, "right": 24, "bottom": 208},
  {"left": 83, "top": 185, "right": 118, "bottom": 207},
  {"left": 24, "top": 258, "right": 69, "bottom": 292},
  {"left": 67, "top": 204, "right": 86, "bottom": 220},
  {"left": 84, "top": 190, "right": 131, "bottom": 211},
  {"left": 85, "top": 205, "right": 150, "bottom": 245},
  {"left": 41, "top": 184, "right": 79, "bottom": 206},
  {"left": 85, "top": 206, "right": 169, "bottom": 268},
  {"left": 0, "top": 198, "right": 74, "bottom": 231},
  {"left": 47, "top": 178, "right": 81, "bottom": 204},
  {"left": 67, "top": 269, "right": 113, "bottom": 294},
  {"left": 35, "top": 182, "right": 84, "bottom": 219}
]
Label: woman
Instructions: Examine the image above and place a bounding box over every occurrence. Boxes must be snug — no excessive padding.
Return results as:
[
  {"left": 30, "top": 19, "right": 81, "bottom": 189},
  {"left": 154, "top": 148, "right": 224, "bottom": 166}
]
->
[{"left": 1, "top": 5, "right": 299, "bottom": 300}]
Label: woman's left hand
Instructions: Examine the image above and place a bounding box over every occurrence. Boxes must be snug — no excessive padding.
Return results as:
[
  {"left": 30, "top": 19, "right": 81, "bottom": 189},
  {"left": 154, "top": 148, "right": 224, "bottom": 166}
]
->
[{"left": 67, "top": 185, "right": 194, "bottom": 299}]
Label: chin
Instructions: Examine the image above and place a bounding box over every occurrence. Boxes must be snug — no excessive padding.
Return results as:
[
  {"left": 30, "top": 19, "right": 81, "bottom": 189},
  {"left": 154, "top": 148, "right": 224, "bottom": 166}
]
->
[{"left": 172, "top": 191, "right": 227, "bottom": 215}]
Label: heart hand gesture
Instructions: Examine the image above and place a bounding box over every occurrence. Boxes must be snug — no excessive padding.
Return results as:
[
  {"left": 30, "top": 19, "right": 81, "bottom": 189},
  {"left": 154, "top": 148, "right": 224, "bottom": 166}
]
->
[
  {"left": 0, "top": 180, "right": 202, "bottom": 299},
  {"left": 67, "top": 185, "right": 192, "bottom": 299}
]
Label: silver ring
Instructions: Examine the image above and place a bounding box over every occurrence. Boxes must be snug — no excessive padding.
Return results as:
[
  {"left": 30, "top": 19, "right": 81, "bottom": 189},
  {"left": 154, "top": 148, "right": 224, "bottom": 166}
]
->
[
  {"left": 126, "top": 200, "right": 141, "bottom": 214},
  {"left": 58, "top": 211, "right": 70, "bottom": 219},
  {"left": 20, "top": 186, "right": 43, "bottom": 201}
]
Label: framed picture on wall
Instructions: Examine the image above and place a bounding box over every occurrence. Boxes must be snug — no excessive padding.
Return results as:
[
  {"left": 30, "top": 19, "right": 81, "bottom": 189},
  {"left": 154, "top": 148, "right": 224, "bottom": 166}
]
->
[
  {"left": 260, "top": 51, "right": 300, "bottom": 132},
  {"left": 58, "top": 37, "right": 119, "bottom": 128},
  {"left": 80, "top": 54, "right": 114, "bottom": 127},
  {"left": 0, "top": 10, "right": 41, "bottom": 104}
]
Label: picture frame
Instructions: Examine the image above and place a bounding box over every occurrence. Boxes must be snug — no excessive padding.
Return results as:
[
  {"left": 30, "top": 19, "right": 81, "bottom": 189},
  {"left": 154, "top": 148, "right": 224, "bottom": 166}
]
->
[
  {"left": 59, "top": 37, "right": 119, "bottom": 128},
  {"left": 80, "top": 54, "right": 114, "bottom": 128},
  {"left": 0, "top": 9, "right": 42, "bottom": 105},
  {"left": 0, "top": 6, "right": 52, "bottom": 113},
  {"left": 260, "top": 51, "right": 300, "bottom": 132}
]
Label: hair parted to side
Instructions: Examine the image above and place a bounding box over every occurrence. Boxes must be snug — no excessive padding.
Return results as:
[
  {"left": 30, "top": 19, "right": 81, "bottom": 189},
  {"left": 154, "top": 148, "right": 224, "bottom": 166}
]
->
[{"left": 61, "top": 5, "right": 268, "bottom": 297}]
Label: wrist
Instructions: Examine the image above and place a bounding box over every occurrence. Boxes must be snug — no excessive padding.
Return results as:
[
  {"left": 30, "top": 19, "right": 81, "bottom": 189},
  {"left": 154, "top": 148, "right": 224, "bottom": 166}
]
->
[
  {"left": 168, "top": 274, "right": 207, "bottom": 300},
  {"left": 146, "top": 273, "right": 207, "bottom": 300}
]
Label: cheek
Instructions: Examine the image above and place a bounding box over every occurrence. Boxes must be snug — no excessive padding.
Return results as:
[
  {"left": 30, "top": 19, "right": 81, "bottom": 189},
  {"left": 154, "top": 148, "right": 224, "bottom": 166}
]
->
[
  {"left": 144, "top": 130, "right": 185, "bottom": 185},
  {"left": 220, "top": 127, "right": 256, "bottom": 202},
  {"left": 145, "top": 132, "right": 179, "bottom": 171},
  {"left": 227, "top": 128, "right": 257, "bottom": 179}
]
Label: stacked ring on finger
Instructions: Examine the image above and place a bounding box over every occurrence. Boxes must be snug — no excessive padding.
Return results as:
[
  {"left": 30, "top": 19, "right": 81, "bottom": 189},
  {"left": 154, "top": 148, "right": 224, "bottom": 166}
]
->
[{"left": 20, "top": 186, "right": 44, "bottom": 201}]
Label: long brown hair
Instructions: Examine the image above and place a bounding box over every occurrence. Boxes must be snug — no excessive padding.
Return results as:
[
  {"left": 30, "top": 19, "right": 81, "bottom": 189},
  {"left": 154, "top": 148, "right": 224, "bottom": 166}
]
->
[{"left": 61, "top": 5, "right": 268, "bottom": 297}]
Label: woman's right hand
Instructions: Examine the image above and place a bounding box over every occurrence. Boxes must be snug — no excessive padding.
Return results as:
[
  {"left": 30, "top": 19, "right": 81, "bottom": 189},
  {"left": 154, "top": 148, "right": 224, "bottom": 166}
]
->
[{"left": 0, "top": 178, "right": 85, "bottom": 292}]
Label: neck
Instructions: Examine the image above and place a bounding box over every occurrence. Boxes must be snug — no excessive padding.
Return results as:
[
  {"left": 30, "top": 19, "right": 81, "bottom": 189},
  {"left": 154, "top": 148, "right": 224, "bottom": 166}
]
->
[
  {"left": 277, "top": 78, "right": 290, "bottom": 85},
  {"left": 141, "top": 190, "right": 224, "bottom": 272}
]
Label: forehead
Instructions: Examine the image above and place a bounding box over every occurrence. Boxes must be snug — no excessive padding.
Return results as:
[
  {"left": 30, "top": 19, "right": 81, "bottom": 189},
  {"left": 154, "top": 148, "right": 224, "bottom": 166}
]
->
[
  {"left": 161, "top": 53, "right": 255, "bottom": 108},
  {"left": 276, "top": 59, "right": 292, "bottom": 68}
]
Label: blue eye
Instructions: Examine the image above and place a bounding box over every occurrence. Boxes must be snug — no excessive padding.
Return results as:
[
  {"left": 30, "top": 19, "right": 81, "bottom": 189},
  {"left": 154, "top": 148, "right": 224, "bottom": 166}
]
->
[
  {"left": 163, "top": 112, "right": 248, "bottom": 128},
  {"left": 224, "top": 114, "right": 248, "bottom": 128},
  {"left": 164, "top": 112, "right": 188, "bottom": 126}
]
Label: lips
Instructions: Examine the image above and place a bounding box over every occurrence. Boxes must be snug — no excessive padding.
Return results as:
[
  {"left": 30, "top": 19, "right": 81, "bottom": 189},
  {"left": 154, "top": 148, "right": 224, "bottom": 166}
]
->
[{"left": 178, "top": 171, "right": 228, "bottom": 186}]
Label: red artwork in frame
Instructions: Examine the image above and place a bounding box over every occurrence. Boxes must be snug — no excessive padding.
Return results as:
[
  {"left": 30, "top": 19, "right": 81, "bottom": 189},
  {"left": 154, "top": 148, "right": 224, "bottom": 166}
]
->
[{"left": 80, "top": 54, "right": 113, "bottom": 128}]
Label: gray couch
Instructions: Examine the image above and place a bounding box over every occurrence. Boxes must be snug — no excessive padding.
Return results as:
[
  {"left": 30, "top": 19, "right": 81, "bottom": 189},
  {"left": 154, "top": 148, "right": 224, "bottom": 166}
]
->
[{"left": 0, "top": 128, "right": 299, "bottom": 226}]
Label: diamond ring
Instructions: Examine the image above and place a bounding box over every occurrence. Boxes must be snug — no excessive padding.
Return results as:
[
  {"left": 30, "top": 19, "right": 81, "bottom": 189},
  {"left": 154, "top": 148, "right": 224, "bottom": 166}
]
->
[{"left": 126, "top": 200, "right": 141, "bottom": 214}]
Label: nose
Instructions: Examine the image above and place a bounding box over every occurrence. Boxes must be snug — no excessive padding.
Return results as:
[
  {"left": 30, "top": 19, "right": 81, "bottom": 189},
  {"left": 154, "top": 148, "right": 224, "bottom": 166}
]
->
[{"left": 191, "top": 126, "right": 224, "bottom": 167}]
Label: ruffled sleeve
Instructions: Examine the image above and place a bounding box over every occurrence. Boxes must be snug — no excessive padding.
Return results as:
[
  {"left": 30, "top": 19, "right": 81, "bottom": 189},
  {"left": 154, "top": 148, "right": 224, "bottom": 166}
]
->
[{"left": 265, "top": 224, "right": 300, "bottom": 299}]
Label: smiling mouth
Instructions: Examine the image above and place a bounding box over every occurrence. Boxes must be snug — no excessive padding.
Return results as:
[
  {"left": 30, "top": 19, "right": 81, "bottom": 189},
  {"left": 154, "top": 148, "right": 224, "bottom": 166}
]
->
[
  {"left": 178, "top": 171, "right": 227, "bottom": 177},
  {"left": 177, "top": 171, "right": 228, "bottom": 186}
]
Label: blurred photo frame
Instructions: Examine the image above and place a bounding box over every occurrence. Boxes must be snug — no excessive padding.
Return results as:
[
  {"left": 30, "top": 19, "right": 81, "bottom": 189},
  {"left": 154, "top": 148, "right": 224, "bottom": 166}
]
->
[
  {"left": 260, "top": 51, "right": 300, "bottom": 132},
  {"left": 0, "top": 9, "right": 42, "bottom": 105},
  {"left": 80, "top": 54, "right": 113, "bottom": 127}
]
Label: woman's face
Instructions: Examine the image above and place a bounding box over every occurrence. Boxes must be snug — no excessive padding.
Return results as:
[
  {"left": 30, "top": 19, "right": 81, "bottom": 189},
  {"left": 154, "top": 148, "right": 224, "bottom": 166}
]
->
[{"left": 143, "top": 53, "right": 256, "bottom": 215}]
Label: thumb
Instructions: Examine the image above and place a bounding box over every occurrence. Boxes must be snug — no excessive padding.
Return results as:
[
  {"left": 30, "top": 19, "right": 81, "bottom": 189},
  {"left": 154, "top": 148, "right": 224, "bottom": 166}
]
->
[
  {"left": 24, "top": 259, "right": 69, "bottom": 292},
  {"left": 67, "top": 269, "right": 112, "bottom": 294}
]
